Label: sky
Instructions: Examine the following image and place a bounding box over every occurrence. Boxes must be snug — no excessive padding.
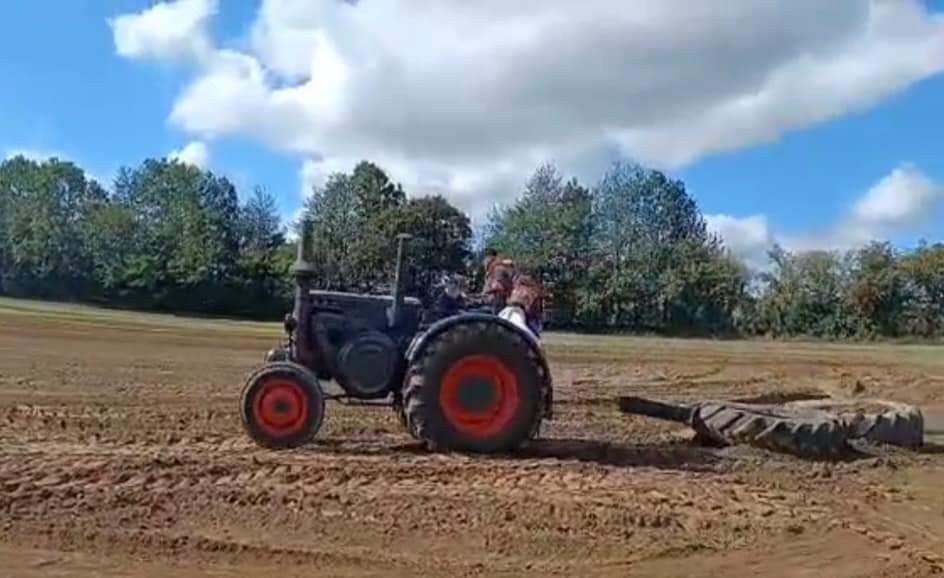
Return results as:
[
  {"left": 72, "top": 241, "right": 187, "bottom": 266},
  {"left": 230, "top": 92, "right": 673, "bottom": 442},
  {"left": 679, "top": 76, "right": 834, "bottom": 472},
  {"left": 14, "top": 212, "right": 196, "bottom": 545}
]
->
[{"left": 1, "top": 0, "right": 943, "bottom": 268}]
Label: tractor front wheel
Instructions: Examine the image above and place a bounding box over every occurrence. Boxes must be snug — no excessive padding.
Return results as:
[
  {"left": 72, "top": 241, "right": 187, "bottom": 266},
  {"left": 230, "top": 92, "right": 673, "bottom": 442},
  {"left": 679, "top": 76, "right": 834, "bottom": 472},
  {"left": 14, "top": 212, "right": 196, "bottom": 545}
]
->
[
  {"left": 240, "top": 362, "right": 325, "bottom": 449},
  {"left": 402, "top": 321, "right": 545, "bottom": 453}
]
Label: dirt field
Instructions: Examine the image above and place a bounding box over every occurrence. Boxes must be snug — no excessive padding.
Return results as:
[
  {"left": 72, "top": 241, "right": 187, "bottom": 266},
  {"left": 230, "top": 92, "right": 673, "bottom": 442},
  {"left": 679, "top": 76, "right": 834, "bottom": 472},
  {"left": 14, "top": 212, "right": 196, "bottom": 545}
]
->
[{"left": 2, "top": 298, "right": 944, "bottom": 577}]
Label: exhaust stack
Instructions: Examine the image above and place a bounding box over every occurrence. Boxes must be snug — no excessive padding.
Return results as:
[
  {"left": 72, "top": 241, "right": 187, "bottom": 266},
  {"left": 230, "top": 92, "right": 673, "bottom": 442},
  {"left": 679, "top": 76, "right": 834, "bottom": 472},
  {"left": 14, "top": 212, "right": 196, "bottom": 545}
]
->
[
  {"left": 292, "top": 219, "right": 317, "bottom": 366},
  {"left": 387, "top": 233, "right": 412, "bottom": 328}
]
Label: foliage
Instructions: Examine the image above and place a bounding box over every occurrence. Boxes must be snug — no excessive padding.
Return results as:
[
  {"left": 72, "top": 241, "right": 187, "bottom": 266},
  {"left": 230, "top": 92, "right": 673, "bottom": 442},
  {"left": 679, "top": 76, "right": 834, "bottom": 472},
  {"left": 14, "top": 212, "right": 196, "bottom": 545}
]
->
[
  {"left": 1, "top": 153, "right": 942, "bottom": 338},
  {"left": 1, "top": 156, "right": 286, "bottom": 317},
  {"left": 898, "top": 241, "right": 944, "bottom": 337},
  {"left": 484, "top": 161, "right": 744, "bottom": 334},
  {"left": 752, "top": 247, "right": 856, "bottom": 338},
  {"left": 484, "top": 163, "right": 593, "bottom": 326},
  {"left": 390, "top": 195, "right": 472, "bottom": 304},
  {"left": 302, "top": 161, "right": 471, "bottom": 300},
  {"left": 0, "top": 155, "right": 106, "bottom": 298},
  {"left": 846, "top": 241, "right": 906, "bottom": 337}
]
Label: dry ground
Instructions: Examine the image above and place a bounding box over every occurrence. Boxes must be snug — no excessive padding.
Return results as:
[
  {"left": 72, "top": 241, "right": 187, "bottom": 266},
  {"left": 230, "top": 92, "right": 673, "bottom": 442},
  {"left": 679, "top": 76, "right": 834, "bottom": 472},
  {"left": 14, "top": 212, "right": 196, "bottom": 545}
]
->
[{"left": 1, "top": 297, "right": 943, "bottom": 577}]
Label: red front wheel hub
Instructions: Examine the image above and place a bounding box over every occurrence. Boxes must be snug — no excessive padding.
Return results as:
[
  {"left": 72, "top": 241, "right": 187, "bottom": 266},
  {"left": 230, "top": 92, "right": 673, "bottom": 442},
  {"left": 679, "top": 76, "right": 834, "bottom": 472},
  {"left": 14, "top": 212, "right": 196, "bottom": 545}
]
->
[
  {"left": 439, "top": 355, "right": 520, "bottom": 438},
  {"left": 252, "top": 379, "right": 309, "bottom": 438}
]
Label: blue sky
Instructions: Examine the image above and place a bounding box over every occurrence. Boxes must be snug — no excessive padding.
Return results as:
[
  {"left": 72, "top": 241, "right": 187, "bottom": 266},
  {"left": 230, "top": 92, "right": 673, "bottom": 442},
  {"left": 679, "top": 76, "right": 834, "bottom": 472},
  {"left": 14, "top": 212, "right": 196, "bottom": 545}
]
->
[
  {"left": 2, "top": 1, "right": 943, "bottom": 266},
  {"left": 683, "top": 72, "right": 944, "bottom": 244},
  {"left": 0, "top": 1, "right": 299, "bottom": 217}
]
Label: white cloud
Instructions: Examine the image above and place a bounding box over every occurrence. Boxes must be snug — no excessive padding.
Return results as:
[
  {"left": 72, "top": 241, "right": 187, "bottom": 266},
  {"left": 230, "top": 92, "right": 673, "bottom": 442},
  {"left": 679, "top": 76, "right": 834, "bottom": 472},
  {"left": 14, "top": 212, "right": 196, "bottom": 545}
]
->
[
  {"left": 705, "top": 213, "right": 775, "bottom": 270},
  {"left": 113, "top": 0, "right": 944, "bottom": 220},
  {"left": 710, "top": 164, "right": 944, "bottom": 268},
  {"left": 109, "top": 0, "right": 217, "bottom": 62},
  {"left": 296, "top": 152, "right": 536, "bottom": 220},
  {"left": 616, "top": 2, "right": 944, "bottom": 167},
  {"left": 250, "top": 0, "right": 341, "bottom": 82},
  {"left": 853, "top": 163, "right": 943, "bottom": 227},
  {"left": 169, "top": 140, "right": 210, "bottom": 168},
  {"left": 298, "top": 157, "right": 362, "bottom": 202}
]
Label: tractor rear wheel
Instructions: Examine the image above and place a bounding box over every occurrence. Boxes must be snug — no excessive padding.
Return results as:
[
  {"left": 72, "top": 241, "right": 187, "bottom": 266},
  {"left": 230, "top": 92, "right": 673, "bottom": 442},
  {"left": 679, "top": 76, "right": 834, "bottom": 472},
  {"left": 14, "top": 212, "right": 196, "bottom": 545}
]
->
[
  {"left": 402, "top": 321, "right": 545, "bottom": 453},
  {"left": 240, "top": 362, "right": 325, "bottom": 449}
]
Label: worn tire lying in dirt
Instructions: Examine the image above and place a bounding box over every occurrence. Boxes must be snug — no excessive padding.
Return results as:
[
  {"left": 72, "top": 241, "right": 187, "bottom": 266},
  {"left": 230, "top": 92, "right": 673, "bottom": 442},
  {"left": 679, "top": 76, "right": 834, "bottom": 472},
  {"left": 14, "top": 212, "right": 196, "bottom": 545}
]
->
[
  {"left": 618, "top": 395, "right": 924, "bottom": 458},
  {"left": 785, "top": 399, "right": 924, "bottom": 448},
  {"left": 689, "top": 401, "right": 849, "bottom": 458}
]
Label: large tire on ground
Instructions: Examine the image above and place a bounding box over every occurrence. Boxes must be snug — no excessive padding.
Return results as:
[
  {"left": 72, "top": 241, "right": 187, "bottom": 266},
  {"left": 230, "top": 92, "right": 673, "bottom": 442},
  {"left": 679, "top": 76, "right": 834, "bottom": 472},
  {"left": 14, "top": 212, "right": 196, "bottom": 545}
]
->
[
  {"left": 402, "top": 321, "right": 546, "bottom": 453},
  {"left": 785, "top": 399, "right": 924, "bottom": 448},
  {"left": 689, "top": 401, "right": 850, "bottom": 458},
  {"left": 240, "top": 362, "right": 325, "bottom": 449},
  {"left": 618, "top": 395, "right": 925, "bottom": 458}
]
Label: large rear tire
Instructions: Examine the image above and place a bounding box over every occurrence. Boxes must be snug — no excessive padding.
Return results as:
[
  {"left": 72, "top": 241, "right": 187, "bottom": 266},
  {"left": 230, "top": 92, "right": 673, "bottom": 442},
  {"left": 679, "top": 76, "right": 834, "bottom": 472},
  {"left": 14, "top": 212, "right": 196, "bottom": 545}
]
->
[
  {"left": 402, "top": 321, "right": 545, "bottom": 453},
  {"left": 240, "top": 362, "right": 325, "bottom": 449}
]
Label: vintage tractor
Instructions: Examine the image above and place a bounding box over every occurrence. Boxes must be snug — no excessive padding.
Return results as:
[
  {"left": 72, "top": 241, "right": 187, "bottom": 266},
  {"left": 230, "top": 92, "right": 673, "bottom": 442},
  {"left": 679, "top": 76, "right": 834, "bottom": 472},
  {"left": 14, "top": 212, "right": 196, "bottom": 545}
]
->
[{"left": 239, "top": 220, "right": 553, "bottom": 453}]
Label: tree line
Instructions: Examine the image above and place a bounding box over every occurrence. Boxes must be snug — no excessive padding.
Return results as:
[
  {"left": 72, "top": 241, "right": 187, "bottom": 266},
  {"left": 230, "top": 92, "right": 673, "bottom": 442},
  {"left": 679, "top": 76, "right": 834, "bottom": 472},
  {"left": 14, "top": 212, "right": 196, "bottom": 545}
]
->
[
  {"left": 0, "top": 155, "right": 293, "bottom": 318},
  {"left": 1, "top": 154, "right": 942, "bottom": 339}
]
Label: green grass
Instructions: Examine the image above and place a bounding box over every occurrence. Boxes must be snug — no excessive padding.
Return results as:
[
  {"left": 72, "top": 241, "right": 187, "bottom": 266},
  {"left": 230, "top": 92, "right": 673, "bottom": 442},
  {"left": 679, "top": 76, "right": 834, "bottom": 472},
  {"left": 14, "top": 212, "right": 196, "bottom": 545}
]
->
[
  {"left": 550, "top": 331, "right": 944, "bottom": 368},
  {"left": 2, "top": 296, "right": 943, "bottom": 367},
  {"left": 0, "top": 297, "right": 281, "bottom": 336}
]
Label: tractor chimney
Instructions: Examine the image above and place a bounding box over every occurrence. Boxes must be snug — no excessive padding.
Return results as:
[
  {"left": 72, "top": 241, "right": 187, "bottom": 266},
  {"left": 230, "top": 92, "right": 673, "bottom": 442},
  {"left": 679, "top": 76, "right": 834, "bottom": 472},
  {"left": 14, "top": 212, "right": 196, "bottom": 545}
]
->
[
  {"left": 294, "top": 219, "right": 317, "bottom": 278},
  {"left": 387, "top": 233, "right": 412, "bottom": 328},
  {"left": 292, "top": 219, "right": 317, "bottom": 366}
]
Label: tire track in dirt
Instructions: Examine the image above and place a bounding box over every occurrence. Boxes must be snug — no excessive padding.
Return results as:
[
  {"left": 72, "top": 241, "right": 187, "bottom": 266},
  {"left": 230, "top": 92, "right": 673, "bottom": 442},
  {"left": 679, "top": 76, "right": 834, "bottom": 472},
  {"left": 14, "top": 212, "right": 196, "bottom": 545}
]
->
[
  {"left": 0, "top": 430, "right": 847, "bottom": 576},
  {"left": 3, "top": 308, "right": 944, "bottom": 576},
  {"left": 1, "top": 416, "right": 938, "bottom": 577}
]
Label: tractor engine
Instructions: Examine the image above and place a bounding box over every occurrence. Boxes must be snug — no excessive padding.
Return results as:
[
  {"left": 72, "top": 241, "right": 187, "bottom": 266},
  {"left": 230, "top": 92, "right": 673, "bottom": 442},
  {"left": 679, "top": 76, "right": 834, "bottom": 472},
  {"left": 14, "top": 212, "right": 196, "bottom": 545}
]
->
[{"left": 306, "top": 291, "right": 422, "bottom": 399}]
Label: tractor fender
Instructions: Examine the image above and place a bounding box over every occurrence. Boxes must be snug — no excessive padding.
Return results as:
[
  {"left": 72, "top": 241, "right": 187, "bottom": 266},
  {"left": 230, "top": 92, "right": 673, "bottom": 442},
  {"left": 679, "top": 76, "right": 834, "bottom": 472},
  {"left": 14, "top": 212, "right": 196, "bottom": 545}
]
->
[{"left": 405, "top": 313, "right": 554, "bottom": 418}]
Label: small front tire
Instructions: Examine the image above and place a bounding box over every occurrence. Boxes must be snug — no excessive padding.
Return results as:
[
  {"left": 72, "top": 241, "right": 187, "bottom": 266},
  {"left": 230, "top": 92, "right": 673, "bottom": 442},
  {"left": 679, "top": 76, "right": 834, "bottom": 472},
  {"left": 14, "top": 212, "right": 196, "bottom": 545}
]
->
[{"left": 240, "top": 362, "right": 325, "bottom": 449}]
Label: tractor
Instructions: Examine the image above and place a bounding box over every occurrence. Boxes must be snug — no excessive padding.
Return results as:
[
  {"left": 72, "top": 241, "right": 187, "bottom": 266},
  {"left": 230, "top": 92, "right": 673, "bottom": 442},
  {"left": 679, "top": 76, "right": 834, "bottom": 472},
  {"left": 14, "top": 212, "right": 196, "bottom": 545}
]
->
[{"left": 239, "top": 219, "right": 553, "bottom": 453}]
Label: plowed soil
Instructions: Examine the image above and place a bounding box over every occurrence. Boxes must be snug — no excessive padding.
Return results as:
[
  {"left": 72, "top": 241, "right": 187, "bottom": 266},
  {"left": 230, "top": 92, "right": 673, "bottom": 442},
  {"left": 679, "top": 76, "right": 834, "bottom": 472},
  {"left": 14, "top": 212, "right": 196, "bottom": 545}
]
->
[{"left": 2, "top": 298, "right": 944, "bottom": 577}]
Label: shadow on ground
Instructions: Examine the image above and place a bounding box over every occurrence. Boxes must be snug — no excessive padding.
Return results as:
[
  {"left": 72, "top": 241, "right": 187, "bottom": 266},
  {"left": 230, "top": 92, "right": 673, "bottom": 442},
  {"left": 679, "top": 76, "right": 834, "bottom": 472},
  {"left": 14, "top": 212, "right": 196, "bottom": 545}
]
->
[
  {"left": 916, "top": 441, "right": 944, "bottom": 455},
  {"left": 300, "top": 436, "right": 726, "bottom": 472},
  {"left": 517, "top": 438, "right": 724, "bottom": 471},
  {"left": 290, "top": 425, "right": 941, "bottom": 469}
]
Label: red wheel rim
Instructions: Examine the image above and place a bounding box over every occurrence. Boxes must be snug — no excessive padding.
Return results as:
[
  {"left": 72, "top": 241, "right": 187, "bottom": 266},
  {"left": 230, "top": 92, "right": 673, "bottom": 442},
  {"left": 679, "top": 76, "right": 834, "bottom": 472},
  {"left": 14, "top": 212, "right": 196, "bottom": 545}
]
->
[
  {"left": 252, "top": 379, "right": 309, "bottom": 438},
  {"left": 439, "top": 355, "right": 519, "bottom": 438}
]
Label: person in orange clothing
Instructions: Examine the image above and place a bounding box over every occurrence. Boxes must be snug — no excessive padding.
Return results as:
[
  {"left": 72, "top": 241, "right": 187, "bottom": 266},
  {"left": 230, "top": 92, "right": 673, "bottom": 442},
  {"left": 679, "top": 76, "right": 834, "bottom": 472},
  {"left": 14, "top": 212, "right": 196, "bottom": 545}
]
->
[
  {"left": 481, "top": 249, "right": 545, "bottom": 339},
  {"left": 500, "top": 273, "right": 545, "bottom": 339},
  {"left": 482, "top": 249, "right": 516, "bottom": 311}
]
